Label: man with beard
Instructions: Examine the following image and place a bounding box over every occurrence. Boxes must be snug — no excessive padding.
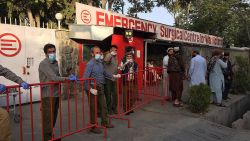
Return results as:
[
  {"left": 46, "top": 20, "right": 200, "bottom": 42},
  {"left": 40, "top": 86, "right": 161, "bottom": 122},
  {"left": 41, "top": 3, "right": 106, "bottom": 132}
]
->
[{"left": 167, "top": 47, "right": 185, "bottom": 107}]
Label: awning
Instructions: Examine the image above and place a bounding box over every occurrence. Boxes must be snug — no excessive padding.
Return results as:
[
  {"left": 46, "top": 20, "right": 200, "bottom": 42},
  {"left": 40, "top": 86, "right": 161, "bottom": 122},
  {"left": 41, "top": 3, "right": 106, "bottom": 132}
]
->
[{"left": 69, "top": 24, "right": 114, "bottom": 41}]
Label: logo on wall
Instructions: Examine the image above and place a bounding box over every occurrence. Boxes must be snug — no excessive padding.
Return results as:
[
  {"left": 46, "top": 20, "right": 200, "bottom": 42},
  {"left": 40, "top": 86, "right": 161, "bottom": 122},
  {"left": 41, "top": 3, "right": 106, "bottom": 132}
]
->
[
  {"left": 0, "top": 33, "right": 22, "bottom": 57},
  {"left": 81, "top": 10, "right": 91, "bottom": 24}
]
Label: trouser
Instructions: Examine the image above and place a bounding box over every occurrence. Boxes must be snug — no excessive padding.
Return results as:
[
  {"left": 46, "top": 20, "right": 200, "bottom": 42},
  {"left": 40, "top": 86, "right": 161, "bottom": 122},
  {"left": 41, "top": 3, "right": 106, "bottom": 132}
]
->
[
  {"left": 88, "top": 85, "right": 108, "bottom": 125},
  {"left": 213, "top": 91, "right": 222, "bottom": 104},
  {"left": 163, "top": 74, "right": 170, "bottom": 98},
  {"left": 104, "top": 79, "right": 117, "bottom": 114},
  {"left": 123, "top": 81, "right": 137, "bottom": 112},
  {"left": 169, "top": 72, "right": 183, "bottom": 101},
  {"left": 42, "top": 97, "right": 59, "bottom": 141},
  {"left": 171, "top": 91, "right": 183, "bottom": 101},
  {"left": 223, "top": 80, "right": 232, "bottom": 99},
  {"left": 0, "top": 108, "right": 11, "bottom": 141}
]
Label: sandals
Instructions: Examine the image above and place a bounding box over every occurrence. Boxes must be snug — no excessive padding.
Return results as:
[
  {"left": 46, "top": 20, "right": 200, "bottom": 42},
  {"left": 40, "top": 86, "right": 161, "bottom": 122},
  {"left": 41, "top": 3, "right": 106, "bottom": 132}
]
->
[
  {"left": 173, "top": 101, "right": 183, "bottom": 107},
  {"left": 216, "top": 103, "right": 226, "bottom": 107}
]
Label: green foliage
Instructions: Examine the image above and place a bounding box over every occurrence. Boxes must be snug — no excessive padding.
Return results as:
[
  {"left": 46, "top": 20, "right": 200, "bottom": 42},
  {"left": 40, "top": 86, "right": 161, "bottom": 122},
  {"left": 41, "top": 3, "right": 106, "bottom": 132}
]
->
[
  {"left": 126, "top": 0, "right": 157, "bottom": 17},
  {"left": 112, "top": 0, "right": 125, "bottom": 14},
  {"left": 233, "top": 56, "right": 250, "bottom": 94},
  {"left": 0, "top": 0, "right": 96, "bottom": 27},
  {"left": 182, "top": 0, "right": 250, "bottom": 47},
  {"left": 188, "top": 84, "right": 212, "bottom": 113}
]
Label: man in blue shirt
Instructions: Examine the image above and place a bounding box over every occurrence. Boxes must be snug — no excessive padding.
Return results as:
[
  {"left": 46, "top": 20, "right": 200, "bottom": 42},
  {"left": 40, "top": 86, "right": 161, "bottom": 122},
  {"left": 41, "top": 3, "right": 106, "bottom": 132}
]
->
[
  {"left": 188, "top": 50, "right": 207, "bottom": 86},
  {"left": 84, "top": 46, "right": 119, "bottom": 134}
]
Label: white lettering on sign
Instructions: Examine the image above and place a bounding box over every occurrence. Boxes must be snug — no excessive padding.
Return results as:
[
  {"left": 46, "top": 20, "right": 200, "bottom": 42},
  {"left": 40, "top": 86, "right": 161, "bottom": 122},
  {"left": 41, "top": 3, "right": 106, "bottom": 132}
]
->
[{"left": 76, "top": 3, "right": 223, "bottom": 47}]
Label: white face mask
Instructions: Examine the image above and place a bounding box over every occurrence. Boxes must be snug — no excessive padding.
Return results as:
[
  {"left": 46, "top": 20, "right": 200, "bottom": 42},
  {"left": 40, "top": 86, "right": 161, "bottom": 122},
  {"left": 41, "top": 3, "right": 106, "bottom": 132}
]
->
[
  {"left": 95, "top": 54, "right": 101, "bottom": 60},
  {"left": 111, "top": 51, "right": 117, "bottom": 56},
  {"left": 127, "top": 59, "right": 133, "bottom": 62},
  {"left": 100, "top": 54, "right": 104, "bottom": 60}
]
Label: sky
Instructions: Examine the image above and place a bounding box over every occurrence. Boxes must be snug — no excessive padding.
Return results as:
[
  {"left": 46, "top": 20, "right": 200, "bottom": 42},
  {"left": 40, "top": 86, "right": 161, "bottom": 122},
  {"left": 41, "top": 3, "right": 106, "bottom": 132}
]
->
[
  {"left": 123, "top": 0, "right": 175, "bottom": 26},
  {"left": 138, "top": 7, "right": 175, "bottom": 26}
]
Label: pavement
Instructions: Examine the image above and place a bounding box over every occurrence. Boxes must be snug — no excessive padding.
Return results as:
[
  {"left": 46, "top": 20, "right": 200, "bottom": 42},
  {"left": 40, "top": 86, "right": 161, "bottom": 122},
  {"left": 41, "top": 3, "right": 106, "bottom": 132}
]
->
[{"left": 10, "top": 96, "right": 250, "bottom": 141}]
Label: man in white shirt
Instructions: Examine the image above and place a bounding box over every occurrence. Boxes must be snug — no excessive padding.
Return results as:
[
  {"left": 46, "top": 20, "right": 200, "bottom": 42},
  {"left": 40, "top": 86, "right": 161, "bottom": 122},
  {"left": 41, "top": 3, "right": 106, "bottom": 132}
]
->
[
  {"left": 162, "top": 48, "right": 173, "bottom": 99},
  {"left": 188, "top": 50, "right": 207, "bottom": 86}
]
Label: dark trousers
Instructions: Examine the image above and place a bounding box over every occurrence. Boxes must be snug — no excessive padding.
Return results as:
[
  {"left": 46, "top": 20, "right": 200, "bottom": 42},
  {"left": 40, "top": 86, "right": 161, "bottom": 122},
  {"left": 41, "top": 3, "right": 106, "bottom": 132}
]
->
[
  {"left": 42, "top": 97, "right": 59, "bottom": 141},
  {"left": 104, "top": 79, "right": 117, "bottom": 114},
  {"left": 123, "top": 81, "right": 137, "bottom": 112},
  {"left": 223, "top": 80, "right": 232, "bottom": 99},
  {"left": 88, "top": 85, "right": 108, "bottom": 125},
  {"left": 169, "top": 72, "right": 183, "bottom": 101}
]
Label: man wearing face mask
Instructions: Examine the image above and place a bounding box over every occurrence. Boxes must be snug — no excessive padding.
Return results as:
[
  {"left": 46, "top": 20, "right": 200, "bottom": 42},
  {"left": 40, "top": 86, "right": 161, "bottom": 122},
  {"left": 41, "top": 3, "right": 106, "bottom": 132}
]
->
[
  {"left": 84, "top": 46, "right": 120, "bottom": 134},
  {"left": 119, "top": 51, "right": 138, "bottom": 115},
  {"left": 38, "top": 43, "right": 77, "bottom": 141},
  {"left": 103, "top": 45, "right": 118, "bottom": 115}
]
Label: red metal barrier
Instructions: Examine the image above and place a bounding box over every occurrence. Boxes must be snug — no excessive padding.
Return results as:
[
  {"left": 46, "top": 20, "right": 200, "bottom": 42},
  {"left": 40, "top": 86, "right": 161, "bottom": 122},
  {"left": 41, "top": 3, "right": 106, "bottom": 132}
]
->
[
  {"left": 1, "top": 79, "right": 106, "bottom": 141},
  {"left": 108, "top": 67, "right": 169, "bottom": 127}
]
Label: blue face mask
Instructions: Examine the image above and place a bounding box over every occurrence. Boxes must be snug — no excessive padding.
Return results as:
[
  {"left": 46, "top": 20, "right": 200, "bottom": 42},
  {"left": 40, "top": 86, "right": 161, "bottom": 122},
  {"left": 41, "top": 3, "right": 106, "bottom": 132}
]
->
[
  {"left": 48, "top": 53, "right": 56, "bottom": 62},
  {"left": 95, "top": 54, "right": 101, "bottom": 60}
]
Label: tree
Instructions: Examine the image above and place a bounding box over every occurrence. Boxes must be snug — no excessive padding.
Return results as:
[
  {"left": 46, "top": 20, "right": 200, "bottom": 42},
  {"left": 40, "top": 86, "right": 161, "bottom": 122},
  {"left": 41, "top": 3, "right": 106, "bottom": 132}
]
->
[
  {"left": 127, "top": 0, "right": 154, "bottom": 17},
  {"left": 1, "top": 0, "right": 101, "bottom": 27},
  {"left": 126, "top": 0, "right": 193, "bottom": 26},
  {"left": 156, "top": 0, "right": 193, "bottom": 27},
  {"left": 183, "top": 0, "right": 250, "bottom": 47},
  {"left": 3, "top": 0, "right": 63, "bottom": 27},
  {"left": 112, "top": 0, "right": 125, "bottom": 14}
]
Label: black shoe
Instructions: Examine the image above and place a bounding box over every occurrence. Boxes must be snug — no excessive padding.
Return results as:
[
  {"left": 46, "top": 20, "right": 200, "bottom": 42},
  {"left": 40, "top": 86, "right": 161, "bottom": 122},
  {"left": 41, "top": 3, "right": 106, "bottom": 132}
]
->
[
  {"left": 129, "top": 110, "right": 134, "bottom": 114},
  {"left": 90, "top": 128, "right": 102, "bottom": 134},
  {"left": 125, "top": 112, "right": 130, "bottom": 115},
  {"left": 102, "top": 124, "right": 114, "bottom": 128},
  {"left": 216, "top": 103, "right": 226, "bottom": 107}
]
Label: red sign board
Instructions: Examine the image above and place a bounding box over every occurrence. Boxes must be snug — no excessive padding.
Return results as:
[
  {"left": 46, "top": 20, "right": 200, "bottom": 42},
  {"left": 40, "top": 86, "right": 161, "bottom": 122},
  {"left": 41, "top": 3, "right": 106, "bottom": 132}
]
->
[{"left": 76, "top": 3, "right": 223, "bottom": 47}]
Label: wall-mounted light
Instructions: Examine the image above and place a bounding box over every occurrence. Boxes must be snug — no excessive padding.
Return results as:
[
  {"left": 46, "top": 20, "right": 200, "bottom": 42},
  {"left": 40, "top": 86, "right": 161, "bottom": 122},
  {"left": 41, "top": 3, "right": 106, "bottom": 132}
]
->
[{"left": 125, "top": 30, "right": 133, "bottom": 43}]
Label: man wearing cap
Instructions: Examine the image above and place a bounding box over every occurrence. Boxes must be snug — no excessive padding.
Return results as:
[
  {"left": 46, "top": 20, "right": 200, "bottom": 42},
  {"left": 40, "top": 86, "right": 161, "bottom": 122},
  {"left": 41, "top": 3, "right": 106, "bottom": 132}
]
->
[
  {"left": 188, "top": 49, "right": 207, "bottom": 86},
  {"left": 163, "top": 48, "right": 173, "bottom": 99},
  {"left": 119, "top": 52, "right": 138, "bottom": 115},
  {"left": 167, "top": 47, "right": 185, "bottom": 106},
  {"left": 222, "top": 52, "right": 233, "bottom": 100}
]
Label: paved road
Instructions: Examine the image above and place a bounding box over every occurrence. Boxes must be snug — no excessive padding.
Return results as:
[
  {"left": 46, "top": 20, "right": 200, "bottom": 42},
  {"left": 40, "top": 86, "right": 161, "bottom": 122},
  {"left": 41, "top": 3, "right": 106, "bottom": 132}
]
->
[{"left": 10, "top": 97, "right": 250, "bottom": 141}]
